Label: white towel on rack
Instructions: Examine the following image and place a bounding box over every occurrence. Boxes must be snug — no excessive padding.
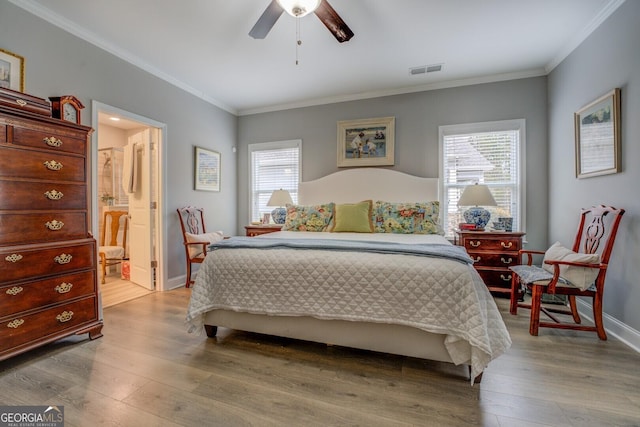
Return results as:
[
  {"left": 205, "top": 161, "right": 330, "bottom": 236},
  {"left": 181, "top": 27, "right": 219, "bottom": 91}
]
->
[{"left": 122, "top": 142, "right": 136, "bottom": 194}]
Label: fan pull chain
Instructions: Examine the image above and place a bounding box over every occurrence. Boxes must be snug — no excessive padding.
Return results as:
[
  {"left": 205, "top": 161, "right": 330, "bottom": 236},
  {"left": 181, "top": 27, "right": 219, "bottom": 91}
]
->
[{"left": 296, "top": 17, "right": 301, "bottom": 65}]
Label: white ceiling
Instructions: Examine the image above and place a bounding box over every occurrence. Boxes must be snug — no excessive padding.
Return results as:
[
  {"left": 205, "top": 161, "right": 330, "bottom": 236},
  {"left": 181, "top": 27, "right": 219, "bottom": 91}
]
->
[{"left": 13, "top": 0, "right": 623, "bottom": 116}]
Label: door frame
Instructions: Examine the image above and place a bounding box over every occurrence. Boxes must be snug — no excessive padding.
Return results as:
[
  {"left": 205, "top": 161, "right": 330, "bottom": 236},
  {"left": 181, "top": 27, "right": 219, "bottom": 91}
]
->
[{"left": 90, "top": 101, "right": 168, "bottom": 291}]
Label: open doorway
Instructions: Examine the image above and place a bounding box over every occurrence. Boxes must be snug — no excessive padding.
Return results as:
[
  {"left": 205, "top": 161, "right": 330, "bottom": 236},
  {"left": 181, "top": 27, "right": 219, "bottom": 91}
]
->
[{"left": 91, "top": 101, "right": 167, "bottom": 308}]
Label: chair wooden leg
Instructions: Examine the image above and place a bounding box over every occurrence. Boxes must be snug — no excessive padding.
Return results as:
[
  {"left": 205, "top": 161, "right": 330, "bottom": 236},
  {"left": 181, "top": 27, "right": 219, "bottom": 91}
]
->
[
  {"left": 529, "top": 284, "right": 542, "bottom": 336},
  {"left": 186, "top": 261, "right": 192, "bottom": 288},
  {"left": 510, "top": 274, "right": 519, "bottom": 315},
  {"left": 568, "top": 295, "right": 581, "bottom": 324},
  {"left": 100, "top": 252, "right": 106, "bottom": 284},
  {"left": 592, "top": 293, "right": 607, "bottom": 340}
]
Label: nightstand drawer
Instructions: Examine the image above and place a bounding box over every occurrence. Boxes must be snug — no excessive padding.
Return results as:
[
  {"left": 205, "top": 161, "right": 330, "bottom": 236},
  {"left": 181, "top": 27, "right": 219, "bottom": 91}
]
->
[
  {"left": 476, "top": 269, "right": 514, "bottom": 291},
  {"left": 245, "top": 224, "right": 282, "bottom": 236},
  {"left": 463, "top": 237, "right": 521, "bottom": 252},
  {"left": 469, "top": 252, "right": 519, "bottom": 267}
]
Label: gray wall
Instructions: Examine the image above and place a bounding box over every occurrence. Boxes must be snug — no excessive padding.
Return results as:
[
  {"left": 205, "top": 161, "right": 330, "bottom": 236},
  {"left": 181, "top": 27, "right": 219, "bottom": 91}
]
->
[
  {"left": 0, "top": 2, "right": 238, "bottom": 283},
  {"left": 548, "top": 0, "right": 640, "bottom": 331},
  {"left": 238, "top": 77, "right": 549, "bottom": 251}
]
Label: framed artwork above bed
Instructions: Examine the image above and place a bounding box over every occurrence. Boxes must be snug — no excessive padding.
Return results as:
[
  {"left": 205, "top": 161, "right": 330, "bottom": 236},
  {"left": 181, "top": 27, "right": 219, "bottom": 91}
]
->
[{"left": 337, "top": 116, "right": 395, "bottom": 167}]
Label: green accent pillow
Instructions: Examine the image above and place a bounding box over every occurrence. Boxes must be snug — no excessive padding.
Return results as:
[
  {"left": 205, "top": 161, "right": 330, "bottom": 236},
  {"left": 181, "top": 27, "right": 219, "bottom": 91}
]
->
[{"left": 331, "top": 200, "right": 374, "bottom": 233}]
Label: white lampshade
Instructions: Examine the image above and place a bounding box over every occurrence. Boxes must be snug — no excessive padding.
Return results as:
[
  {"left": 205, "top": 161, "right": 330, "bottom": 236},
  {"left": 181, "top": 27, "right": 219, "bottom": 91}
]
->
[
  {"left": 277, "top": 0, "right": 321, "bottom": 17},
  {"left": 267, "top": 189, "right": 293, "bottom": 207},
  {"left": 458, "top": 183, "right": 497, "bottom": 207}
]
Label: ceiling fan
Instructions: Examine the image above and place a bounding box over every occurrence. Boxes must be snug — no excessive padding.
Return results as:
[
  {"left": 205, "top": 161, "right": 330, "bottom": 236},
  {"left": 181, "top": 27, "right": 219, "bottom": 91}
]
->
[{"left": 249, "top": 0, "right": 354, "bottom": 43}]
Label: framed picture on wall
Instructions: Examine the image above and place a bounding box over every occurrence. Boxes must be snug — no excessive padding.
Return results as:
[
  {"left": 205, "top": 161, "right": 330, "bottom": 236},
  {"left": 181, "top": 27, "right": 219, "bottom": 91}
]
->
[
  {"left": 575, "top": 88, "right": 621, "bottom": 179},
  {"left": 194, "top": 146, "right": 221, "bottom": 191},
  {"left": 0, "top": 48, "right": 25, "bottom": 92},
  {"left": 337, "top": 116, "right": 395, "bottom": 167}
]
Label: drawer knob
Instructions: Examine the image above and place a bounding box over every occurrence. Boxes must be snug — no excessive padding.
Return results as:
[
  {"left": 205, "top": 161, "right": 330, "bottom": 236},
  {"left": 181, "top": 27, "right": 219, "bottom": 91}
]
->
[
  {"left": 56, "top": 311, "right": 74, "bottom": 323},
  {"left": 55, "top": 282, "right": 73, "bottom": 294},
  {"left": 44, "top": 190, "right": 64, "bottom": 200},
  {"left": 44, "top": 136, "right": 63, "bottom": 147},
  {"left": 6, "top": 286, "right": 23, "bottom": 296},
  {"left": 15, "top": 99, "right": 28, "bottom": 107},
  {"left": 472, "top": 256, "right": 481, "bottom": 263},
  {"left": 7, "top": 319, "right": 25, "bottom": 329},
  {"left": 501, "top": 241, "right": 513, "bottom": 249},
  {"left": 469, "top": 240, "right": 481, "bottom": 247},
  {"left": 43, "top": 160, "right": 64, "bottom": 171},
  {"left": 500, "top": 274, "right": 512, "bottom": 282},
  {"left": 5, "top": 254, "right": 23, "bottom": 263},
  {"left": 46, "top": 220, "right": 65, "bottom": 231},
  {"left": 501, "top": 257, "right": 513, "bottom": 264},
  {"left": 54, "top": 253, "right": 73, "bottom": 264}
]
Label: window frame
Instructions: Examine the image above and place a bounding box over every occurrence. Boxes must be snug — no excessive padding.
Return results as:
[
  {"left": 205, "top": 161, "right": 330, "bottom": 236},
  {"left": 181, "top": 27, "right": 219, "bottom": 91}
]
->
[
  {"left": 438, "top": 119, "right": 526, "bottom": 238},
  {"left": 248, "top": 139, "right": 302, "bottom": 224}
]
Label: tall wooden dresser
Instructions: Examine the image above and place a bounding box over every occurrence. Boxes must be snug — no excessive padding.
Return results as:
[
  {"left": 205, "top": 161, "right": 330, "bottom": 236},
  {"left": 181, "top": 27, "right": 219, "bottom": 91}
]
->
[{"left": 0, "top": 95, "right": 103, "bottom": 361}]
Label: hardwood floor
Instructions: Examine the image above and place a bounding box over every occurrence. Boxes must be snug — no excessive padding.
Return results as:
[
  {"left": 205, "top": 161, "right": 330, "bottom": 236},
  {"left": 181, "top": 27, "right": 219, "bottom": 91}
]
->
[
  {"left": 1, "top": 290, "right": 639, "bottom": 426},
  {"left": 100, "top": 275, "right": 154, "bottom": 308}
]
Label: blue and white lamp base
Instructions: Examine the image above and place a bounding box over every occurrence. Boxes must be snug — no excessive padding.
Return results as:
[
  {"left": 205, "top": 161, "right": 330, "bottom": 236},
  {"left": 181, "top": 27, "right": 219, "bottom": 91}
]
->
[
  {"left": 271, "top": 207, "right": 287, "bottom": 224},
  {"left": 463, "top": 207, "right": 491, "bottom": 230}
]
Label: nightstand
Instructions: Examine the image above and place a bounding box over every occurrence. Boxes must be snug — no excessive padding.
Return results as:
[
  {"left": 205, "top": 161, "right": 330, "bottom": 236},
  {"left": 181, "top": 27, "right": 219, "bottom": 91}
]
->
[
  {"left": 244, "top": 224, "right": 283, "bottom": 237},
  {"left": 455, "top": 230, "right": 526, "bottom": 296}
]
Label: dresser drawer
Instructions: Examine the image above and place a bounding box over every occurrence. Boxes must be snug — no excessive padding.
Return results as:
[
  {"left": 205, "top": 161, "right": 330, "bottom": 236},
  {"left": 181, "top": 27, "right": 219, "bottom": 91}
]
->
[
  {"left": 0, "top": 212, "right": 87, "bottom": 245},
  {"left": 468, "top": 251, "right": 519, "bottom": 267},
  {"left": 11, "top": 123, "right": 87, "bottom": 156},
  {"left": 0, "top": 270, "right": 96, "bottom": 317},
  {"left": 0, "top": 239, "right": 95, "bottom": 284},
  {"left": 476, "top": 269, "right": 514, "bottom": 291},
  {"left": 0, "top": 180, "right": 86, "bottom": 210},
  {"left": 463, "top": 236, "right": 521, "bottom": 252},
  {"left": 0, "top": 146, "right": 86, "bottom": 182},
  {"left": 0, "top": 296, "right": 98, "bottom": 353}
]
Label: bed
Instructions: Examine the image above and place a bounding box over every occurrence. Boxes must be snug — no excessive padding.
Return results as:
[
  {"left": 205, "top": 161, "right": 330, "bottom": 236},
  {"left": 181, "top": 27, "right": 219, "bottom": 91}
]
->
[{"left": 186, "top": 168, "right": 511, "bottom": 383}]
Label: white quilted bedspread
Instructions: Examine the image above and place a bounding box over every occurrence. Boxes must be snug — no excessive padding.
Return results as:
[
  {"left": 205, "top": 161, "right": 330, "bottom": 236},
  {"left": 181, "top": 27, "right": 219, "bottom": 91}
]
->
[{"left": 186, "top": 232, "right": 511, "bottom": 380}]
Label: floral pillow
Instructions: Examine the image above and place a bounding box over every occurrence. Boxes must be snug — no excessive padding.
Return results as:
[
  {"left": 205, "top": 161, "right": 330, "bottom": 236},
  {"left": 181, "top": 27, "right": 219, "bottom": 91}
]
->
[
  {"left": 373, "top": 201, "right": 443, "bottom": 235},
  {"left": 281, "top": 203, "right": 334, "bottom": 232}
]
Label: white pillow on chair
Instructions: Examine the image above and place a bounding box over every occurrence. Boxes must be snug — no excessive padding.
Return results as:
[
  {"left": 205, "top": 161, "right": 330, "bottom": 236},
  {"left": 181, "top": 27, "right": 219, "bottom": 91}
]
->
[
  {"left": 185, "top": 231, "right": 224, "bottom": 258},
  {"left": 542, "top": 242, "right": 600, "bottom": 291}
]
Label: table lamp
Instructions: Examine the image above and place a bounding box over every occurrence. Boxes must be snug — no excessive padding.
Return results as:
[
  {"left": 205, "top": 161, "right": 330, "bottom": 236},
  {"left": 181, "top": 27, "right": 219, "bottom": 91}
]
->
[
  {"left": 267, "top": 189, "right": 293, "bottom": 224},
  {"left": 457, "top": 183, "right": 497, "bottom": 230}
]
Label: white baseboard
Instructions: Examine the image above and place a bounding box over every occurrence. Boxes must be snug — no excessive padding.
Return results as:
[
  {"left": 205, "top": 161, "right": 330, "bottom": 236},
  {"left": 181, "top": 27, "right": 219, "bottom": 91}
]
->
[
  {"left": 577, "top": 299, "right": 640, "bottom": 353},
  {"left": 165, "top": 275, "right": 188, "bottom": 291}
]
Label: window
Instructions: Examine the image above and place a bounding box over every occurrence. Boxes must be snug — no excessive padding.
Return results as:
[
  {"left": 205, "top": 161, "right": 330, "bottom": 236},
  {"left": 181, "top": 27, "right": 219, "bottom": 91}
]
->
[
  {"left": 249, "top": 140, "right": 301, "bottom": 222},
  {"left": 439, "top": 119, "right": 525, "bottom": 238}
]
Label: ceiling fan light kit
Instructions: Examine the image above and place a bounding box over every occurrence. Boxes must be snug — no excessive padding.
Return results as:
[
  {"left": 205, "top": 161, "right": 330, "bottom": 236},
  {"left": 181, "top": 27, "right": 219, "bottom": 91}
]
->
[
  {"left": 277, "top": 0, "right": 321, "bottom": 17},
  {"left": 250, "top": 0, "right": 353, "bottom": 43}
]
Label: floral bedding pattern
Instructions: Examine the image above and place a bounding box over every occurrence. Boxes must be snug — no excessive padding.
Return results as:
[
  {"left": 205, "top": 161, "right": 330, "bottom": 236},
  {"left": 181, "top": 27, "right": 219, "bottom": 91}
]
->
[
  {"left": 281, "top": 203, "right": 334, "bottom": 232},
  {"left": 373, "top": 201, "right": 443, "bottom": 234}
]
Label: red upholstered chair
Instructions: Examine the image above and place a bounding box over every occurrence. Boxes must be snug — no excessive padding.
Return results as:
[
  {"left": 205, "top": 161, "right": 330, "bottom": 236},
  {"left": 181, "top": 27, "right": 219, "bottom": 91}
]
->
[
  {"left": 509, "top": 205, "right": 624, "bottom": 340},
  {"left": 177, "top": 206, "right": 223, "bottom": 287}
]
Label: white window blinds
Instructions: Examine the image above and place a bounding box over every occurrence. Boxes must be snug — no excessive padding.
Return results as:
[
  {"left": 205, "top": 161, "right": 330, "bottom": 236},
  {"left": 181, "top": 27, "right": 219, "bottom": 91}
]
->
[
  {"left": 249, "top": 140, "right": 301, "bottom": 222},
  {"left": 440, "top": 120, "right": 525, "bottom": 237}
]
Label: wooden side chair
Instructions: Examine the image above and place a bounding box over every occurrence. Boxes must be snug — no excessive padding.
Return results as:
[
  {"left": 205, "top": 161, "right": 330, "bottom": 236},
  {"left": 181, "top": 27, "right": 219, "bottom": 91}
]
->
[
  {"left": 509, "top": 205, "right": 624, "bottom": 340},
  {"left": 177, "top": 206, "right": 223, "bottom": 287},
  {"left": 98, "top": 210, "right": 129, "bottom": 284}
]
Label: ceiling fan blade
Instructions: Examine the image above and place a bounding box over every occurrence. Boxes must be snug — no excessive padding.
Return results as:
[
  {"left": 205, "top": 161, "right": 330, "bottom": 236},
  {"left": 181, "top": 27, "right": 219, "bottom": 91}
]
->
[
  {"left": 249, "top": 0, "right": 284, "bottom": 39},
  {"left": 314, "top": 0, "right": 354, "bottom": 43}
]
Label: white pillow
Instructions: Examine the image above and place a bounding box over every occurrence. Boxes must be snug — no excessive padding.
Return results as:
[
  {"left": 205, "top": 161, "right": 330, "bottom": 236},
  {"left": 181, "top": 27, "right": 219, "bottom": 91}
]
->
[
  {"left": 185, "top": 231, "right": 224, "bottom": 258},
  {"left": 542, "top": 242, "right": 600, "bottom": 291}
]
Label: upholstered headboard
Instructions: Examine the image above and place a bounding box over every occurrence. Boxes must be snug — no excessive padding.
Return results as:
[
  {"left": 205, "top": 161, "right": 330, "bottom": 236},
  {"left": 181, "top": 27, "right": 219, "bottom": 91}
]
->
[{"left": 298, "top": 169, "right": 439, "bottom": 205}]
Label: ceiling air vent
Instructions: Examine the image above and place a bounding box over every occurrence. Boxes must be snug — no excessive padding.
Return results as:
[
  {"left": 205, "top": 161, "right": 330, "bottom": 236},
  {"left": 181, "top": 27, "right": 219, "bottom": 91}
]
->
[{"left": 409, "top": 63, "right": 443, "bottom": 76}]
